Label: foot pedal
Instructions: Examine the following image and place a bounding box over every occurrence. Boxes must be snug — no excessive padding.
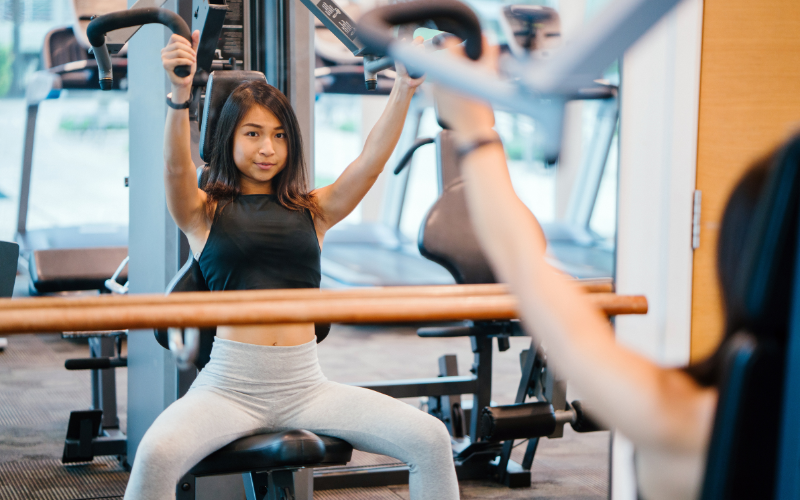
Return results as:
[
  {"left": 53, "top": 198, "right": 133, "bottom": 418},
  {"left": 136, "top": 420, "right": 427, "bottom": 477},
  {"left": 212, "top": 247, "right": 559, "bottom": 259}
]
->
[{"left": 62, "top": 410, "right": 102, "bottom": 463}]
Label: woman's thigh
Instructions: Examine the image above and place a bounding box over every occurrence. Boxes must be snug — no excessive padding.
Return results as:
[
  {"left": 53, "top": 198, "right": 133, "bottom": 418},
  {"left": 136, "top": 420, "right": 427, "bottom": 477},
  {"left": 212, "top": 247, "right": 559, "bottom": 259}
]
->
[
  {"left": 282, "top": 381, "right": 451, "bottom": 463},
  {"left": 132, "top": 387, "right": 265, "bottom": 478}
]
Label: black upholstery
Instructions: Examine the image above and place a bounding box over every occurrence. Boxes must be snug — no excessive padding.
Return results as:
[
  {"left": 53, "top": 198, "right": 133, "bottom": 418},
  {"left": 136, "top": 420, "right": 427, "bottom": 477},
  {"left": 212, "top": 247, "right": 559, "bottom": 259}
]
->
[
  {"left": 200, "top": 71, "right": 267, "bottom": 162},
  {"left": 190, "top": 429, "right": 352, "bottom": 476},
  {"left": 0, "top": 241, "right": 19, "bottom": 298},
  {"left": 418, "top": 130, "right": 496, "bottom": 284},
  {"left": 701, "top": 333, "right": 783, "bottom": 500},
  {"left": 154, "top": 255, "right": 215, "bottom": 369},
  {"left": 40, "top": 26, "right": 127, "bottom": 90},
  {"left": 700, "top": 134, "right": 800, "bottom": 499}
]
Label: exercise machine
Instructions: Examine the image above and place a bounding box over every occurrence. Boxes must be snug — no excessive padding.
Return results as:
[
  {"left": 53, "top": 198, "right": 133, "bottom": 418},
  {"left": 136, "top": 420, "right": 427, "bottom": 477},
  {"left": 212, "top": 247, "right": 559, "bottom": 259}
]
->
[
  {"left": 356, "top": 0, "right": 800, "bottom": 497},
  {"left": 61, "top": 330, "right": 128, "bottom": 464},
  {"left": 16, "top": 0, "right": 130, "bottom": 295},
  {"left": 0, "top": 241, "right": 20, "bottom": 351}
]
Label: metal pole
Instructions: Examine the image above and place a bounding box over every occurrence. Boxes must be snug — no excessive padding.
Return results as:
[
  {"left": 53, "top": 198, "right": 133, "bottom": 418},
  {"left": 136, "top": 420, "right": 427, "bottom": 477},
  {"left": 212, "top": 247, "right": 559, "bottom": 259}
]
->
[
  {"left": 125, "top": 0, "right": 184, "bottom": 465},
  {"left": 16, "top": 104, "right": 38, "bottom": 237}
]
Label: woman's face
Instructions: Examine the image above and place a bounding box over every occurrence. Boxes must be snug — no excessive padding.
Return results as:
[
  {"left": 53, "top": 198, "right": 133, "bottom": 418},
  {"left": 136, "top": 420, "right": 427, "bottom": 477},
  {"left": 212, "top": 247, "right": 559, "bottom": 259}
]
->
[{"left": 232, "top": 105, "right": 288, "bottom": 193}]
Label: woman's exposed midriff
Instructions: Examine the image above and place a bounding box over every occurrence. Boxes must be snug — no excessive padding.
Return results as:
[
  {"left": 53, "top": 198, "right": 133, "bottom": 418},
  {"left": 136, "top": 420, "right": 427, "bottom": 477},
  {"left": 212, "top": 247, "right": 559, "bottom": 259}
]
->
[{"left": 216, "top": 323, "right": 316, "bottom": 346}]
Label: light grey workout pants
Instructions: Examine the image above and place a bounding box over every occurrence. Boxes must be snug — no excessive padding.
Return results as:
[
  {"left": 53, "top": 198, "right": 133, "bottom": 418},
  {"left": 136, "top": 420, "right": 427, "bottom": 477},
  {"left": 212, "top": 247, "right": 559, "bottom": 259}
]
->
[{"left": 124, "top": 338, "right": 460, "bottom": 500}]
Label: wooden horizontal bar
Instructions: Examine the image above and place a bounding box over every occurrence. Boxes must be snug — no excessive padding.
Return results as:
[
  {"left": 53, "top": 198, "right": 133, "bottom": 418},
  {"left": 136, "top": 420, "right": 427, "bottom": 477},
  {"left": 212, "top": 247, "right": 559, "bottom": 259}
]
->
[
  {"left": 0, "top": 292, "right": 646, "bottom": 335},
  {"left": 0, "top": 279, "right": 613, "bottom": 311}
]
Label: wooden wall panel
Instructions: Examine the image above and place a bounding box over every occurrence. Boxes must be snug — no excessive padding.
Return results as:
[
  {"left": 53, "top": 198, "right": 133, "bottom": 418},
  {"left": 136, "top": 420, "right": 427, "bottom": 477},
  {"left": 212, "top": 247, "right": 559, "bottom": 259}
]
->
[{"left": 691, "top": 0, "right": 800, "bottom": 361}]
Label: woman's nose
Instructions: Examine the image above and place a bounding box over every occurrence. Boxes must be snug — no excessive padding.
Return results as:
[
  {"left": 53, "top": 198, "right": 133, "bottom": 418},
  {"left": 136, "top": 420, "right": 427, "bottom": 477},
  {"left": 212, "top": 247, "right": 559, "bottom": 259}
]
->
[{"left": 259, "top": 140, "right": 275, "bottom": 157}]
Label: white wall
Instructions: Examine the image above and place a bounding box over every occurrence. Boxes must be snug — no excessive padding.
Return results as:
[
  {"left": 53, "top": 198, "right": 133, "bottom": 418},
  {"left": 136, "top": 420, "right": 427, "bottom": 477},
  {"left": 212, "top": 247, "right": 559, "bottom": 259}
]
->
[{"left": 612, "top": 0, "right": 704, "bottom": 497}]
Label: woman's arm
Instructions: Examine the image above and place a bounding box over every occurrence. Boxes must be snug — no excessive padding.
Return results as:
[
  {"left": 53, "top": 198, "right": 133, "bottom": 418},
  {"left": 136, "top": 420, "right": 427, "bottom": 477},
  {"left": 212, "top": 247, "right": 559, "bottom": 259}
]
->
[
  {"left": 313, "top": 46, "right": 425, "bottom": 234},
  {"left": 433, "top": 42, "right": 717, "bottom": 455},
  {"left": 161, "top": 31, "right": 209, "bottom": 253}
]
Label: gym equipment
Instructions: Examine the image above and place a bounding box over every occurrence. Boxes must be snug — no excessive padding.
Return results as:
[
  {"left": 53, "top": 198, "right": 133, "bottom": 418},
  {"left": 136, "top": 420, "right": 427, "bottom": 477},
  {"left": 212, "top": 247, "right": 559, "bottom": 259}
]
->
[
  {"left": 394, "top": 114, "right": 618, "bottom": 280},
  {"left": 400, "top": 112, "right": 606, "bottom": 486},
  {"left": 300, "top": 0, "right": 448, "bottom": 91},
  {"left": 389, "top": 5, "right": 617, "bottom": 279},
  {"left": 701, "top": 135, "right": 800, "bottom": 499},
  {"left": 60, "top": 251, "right": 130, "bottom": 463},
  {"left": 16, "top": 12, "right": 129, "bottom": 295},
  {"left": 498, "top": 5, "right": 561, "bottom": 59},
  {"left": 357, "top": 0, "right": 683, "bottom": 162},
  {"left": 360, "top": 0, "right": 800, "bottom": 488},
  {"left": 87, "top": 8, "right": 193, "bottom": 90},
  {"left": 0, "top": 288, "right": 644, "bottom": 335},
  {"left": 0, "top": 241, "right": 19, "bottom": 352},
  {"left": 61, "top": 330, "right": 127, "bottom": 464},
  {"left": 0, "top": 241, "right": 18, "bottom": 299},
  {"left": 2, "top": 282, "right": 614, "bottom": 311},
  {"left": 175, "top": 430, "right": 353, "bottom": 500},
  {"left": 479, "top": 343, "right": 605, "bottom": 485}
]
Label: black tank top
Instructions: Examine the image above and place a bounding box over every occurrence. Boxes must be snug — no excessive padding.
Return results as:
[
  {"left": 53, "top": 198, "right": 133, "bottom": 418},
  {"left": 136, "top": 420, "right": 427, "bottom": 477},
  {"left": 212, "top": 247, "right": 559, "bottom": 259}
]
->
[{"left": 198, "top": 195, "right": 321, "bottom": 291}]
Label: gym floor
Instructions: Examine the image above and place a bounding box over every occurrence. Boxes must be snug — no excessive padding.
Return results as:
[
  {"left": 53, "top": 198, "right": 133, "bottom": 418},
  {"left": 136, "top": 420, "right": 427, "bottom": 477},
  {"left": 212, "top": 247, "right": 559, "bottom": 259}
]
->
[{"left": 0, "top": 275, "right": 609, "bottom": 500}]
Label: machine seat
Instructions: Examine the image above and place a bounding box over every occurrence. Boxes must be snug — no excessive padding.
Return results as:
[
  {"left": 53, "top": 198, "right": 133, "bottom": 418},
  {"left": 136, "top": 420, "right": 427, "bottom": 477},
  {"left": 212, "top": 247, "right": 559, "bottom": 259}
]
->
[
  {"left": 190, "top": 430, "right": 353, "bottom": 477},
  {"left": 28, "top": 246, "right": 128, "bottom": 293},
  {"left": 19, "top": 225, "right": 128, "bottom": 294}
]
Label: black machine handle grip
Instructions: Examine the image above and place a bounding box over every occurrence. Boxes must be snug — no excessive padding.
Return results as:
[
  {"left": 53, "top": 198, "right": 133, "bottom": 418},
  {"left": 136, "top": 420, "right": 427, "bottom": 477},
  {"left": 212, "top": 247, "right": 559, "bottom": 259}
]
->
[
  {"left": 394, "top": 137, "right": 435, "bottom": 174},
  {"left": 65, "top": 357, "right": 128, "bottom": 370},
  {"left": 87, "top": 8, "right": 192, "bottom": 89},
  {"left": 357, "top": 0, "right": 483, "bottom": 61}
]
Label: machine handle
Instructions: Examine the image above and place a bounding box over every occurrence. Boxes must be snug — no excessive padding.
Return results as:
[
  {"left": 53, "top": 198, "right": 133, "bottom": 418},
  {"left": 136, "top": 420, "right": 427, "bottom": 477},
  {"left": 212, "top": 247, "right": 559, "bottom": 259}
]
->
[
  {"left": 357, "top": 0, "right": 483, "bottom": 61},
  {"left": 65, "top": 357, "right": 127, "bottom": 370},
  {"left": 168, "top": 327, "right": 200, "bottom": 371},
  {"left": 87, "top": 8, "right": 192, "bottom": 90},
  {"left": 570, "top": 400, "right": 606, "bottom": 433},
  {"left": 394, "top": 137, "right": 435, "bottom": 174}
]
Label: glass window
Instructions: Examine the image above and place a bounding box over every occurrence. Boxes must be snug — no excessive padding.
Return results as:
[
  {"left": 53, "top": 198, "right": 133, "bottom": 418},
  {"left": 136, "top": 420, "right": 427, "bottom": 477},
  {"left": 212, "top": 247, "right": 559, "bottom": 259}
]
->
[
  {"left": 495, "top": 111, "right": 557, "bottom": 223},
  {"left": 314, "top": 93, "right": 365, "bottom": 224},
  {"left": 399, "top": 106, "right": 441, "bottom": 241},
  {"left": 25, "top": 93, "right": 130, "bottom": 231}
]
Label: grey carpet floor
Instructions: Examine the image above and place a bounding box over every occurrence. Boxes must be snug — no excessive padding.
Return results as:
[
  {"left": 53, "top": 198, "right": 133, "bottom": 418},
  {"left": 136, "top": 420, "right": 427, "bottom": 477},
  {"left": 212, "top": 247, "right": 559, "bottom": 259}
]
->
[{"left": 0, "top": 318, "right": 608, "bottom": 499}]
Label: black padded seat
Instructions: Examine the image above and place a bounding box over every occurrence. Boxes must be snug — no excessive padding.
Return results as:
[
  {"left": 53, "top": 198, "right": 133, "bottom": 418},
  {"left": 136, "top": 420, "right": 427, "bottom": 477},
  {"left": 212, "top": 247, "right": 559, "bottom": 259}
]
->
[{"left": 190, "top": 430, "right": 353, "bottom": 477}]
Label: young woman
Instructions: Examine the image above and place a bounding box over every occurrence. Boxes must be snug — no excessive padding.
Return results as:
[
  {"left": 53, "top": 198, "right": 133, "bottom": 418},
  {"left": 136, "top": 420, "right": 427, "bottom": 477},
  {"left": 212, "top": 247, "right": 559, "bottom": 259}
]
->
[
  {"left": 432, "top": 39, "right": 775, "bottom": 500},
  {"left": 123, "top": 31, "right": 460, "bottom": 500}
]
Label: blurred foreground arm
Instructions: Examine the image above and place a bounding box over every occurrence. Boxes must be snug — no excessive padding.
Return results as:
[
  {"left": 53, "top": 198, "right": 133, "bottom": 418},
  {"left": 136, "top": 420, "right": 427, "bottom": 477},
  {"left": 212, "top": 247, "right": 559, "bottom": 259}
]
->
[{"left": 432, "top": 39, "right": 716, "bottom": 459}]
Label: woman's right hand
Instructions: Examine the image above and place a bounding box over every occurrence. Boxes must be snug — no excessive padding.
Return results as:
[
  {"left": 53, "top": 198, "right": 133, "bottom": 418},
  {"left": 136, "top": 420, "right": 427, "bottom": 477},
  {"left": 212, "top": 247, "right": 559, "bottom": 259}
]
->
[
  {"left": 161, "top": 31, "right": 200, "bottom": 90},
  {"left": 432, "top": 36, "right": 498, "bottom": 140}
]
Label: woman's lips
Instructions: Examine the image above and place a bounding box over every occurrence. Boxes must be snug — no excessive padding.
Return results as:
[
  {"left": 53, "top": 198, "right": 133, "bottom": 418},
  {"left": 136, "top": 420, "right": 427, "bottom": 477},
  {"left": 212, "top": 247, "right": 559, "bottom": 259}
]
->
[{"left": 256, "top": 162, "right": 275, "bottom": 170}]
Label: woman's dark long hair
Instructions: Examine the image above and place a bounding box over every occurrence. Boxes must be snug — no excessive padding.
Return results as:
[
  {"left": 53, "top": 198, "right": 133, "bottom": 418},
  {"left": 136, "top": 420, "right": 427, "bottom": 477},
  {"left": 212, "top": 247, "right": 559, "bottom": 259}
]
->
[
  {"left": 717, "top": 157, "right": 772, "bottom": 335},
  {"left": 686, "top": 155, "right": 771, "bottom": 385},
  {"left": 202, "top": 81, "right": 322, "bottom": 220}
]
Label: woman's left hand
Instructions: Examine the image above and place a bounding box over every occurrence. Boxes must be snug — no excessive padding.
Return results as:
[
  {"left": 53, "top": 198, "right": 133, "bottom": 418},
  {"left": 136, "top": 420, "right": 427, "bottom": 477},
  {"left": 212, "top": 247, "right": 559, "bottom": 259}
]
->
[{"left": 394, "top": 36, "right": 427, "bottom": 91}]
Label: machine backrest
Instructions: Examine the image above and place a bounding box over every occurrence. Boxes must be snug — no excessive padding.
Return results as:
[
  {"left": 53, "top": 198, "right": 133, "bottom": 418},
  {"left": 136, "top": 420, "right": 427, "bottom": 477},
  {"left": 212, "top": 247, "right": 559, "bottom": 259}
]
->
[
  {"left": 199, "top": 71, "right": 267, "bottom": 162},
  {"left": 418, "top": 130, "right": 496, "bottom": 284},
  {"left": 42, "top": 27, "right": 90, "bottom": 69},
  {"left": 0, "top": 241, "right": 20, "bottom": 298},
  {"left": 701, "top": 332, "right": 783, "bottom": 500},
  {"left": 701, "top": 134, "right": 800, "bottom": 499}
]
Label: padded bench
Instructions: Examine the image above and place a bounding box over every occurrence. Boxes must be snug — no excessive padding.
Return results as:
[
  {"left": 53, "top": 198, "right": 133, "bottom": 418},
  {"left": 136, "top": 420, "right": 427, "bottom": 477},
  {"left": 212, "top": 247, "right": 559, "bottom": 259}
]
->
[{"left": 176, "top": 429, "right": 353, "bottom": 500}]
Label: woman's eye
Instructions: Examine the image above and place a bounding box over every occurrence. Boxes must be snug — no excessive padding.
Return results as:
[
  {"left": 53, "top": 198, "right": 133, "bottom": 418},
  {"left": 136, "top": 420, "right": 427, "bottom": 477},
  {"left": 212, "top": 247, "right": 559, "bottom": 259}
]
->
[
  {"left": 276, "top": 133, "right": 286, "bottom": 139},
  {"left": 247, "top": 131, "right": 258, "bottom": 137}
]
